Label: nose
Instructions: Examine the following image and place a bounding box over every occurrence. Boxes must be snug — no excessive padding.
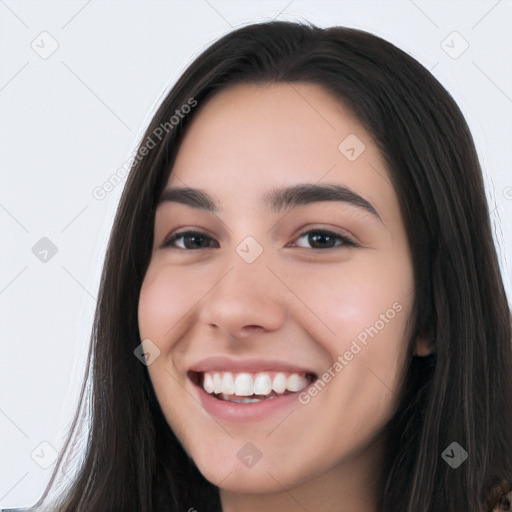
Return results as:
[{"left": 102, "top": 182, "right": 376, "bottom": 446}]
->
[{"left": 196, "top": 250, "right": 289, "bottom": 342}]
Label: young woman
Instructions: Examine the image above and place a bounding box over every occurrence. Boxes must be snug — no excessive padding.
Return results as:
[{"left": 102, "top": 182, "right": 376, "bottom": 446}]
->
[{"left": 10, "top": 20, "right": 512, "bottom": 512}]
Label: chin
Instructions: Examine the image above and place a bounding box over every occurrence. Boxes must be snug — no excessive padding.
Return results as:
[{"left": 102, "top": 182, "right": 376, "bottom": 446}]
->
[{"left": 192, "top": 449, "right": 315, "bottom": 495}]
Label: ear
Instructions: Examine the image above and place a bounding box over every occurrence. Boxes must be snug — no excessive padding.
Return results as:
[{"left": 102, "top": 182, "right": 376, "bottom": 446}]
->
[{"left": 413, "top": 334, "right": 436, "bottom": 357}]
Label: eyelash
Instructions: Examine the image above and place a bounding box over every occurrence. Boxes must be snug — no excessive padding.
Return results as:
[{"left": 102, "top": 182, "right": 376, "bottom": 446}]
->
[{"left": 161, "top": 228, "right": 357, "bottom": 251}]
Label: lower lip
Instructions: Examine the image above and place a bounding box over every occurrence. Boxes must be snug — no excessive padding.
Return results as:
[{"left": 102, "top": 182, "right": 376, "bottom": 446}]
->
[{"left": 191, "top": 378, "right": 313, "bottom": 422}]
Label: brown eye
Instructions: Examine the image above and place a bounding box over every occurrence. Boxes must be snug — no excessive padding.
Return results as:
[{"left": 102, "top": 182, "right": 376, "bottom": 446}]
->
[
  {"left": 291, "top": 229, "right": 356, "bottom": 250},
  {"left": 162, "top": 230, "right": 218, "bottom": 250}
]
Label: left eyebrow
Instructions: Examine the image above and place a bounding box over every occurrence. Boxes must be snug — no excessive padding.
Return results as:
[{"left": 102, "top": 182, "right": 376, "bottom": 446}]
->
[{"left": 158, "top": 183, "right": 382, "bottom": 222}]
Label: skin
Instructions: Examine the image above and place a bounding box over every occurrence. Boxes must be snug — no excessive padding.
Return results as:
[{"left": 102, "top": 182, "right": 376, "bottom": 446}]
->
[{"left": 138, "top": 82, "right": 428, "bottom": 512}]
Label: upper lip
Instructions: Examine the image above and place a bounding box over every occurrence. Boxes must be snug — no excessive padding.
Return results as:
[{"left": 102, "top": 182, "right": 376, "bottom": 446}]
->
[{"left": 187, "top": 355, "right": 318, "bottom": 376}]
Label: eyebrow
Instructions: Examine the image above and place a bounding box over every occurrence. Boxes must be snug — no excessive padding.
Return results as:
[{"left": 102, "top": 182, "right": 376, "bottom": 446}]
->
[{"left": 158, "top": 183, "right": 381, "bottom": 220}]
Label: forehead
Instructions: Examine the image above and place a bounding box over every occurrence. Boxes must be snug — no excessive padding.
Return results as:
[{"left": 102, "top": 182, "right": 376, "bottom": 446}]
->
[
  {"left": 174, "top": 82, "right": 367, "bottom": 161},
  {"left": 166, "top": 82, "right": 393, "bottom": 218}
]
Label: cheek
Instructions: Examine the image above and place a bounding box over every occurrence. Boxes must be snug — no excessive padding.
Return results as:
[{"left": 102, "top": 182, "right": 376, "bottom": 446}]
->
[
  {"left": 290, "top": 254, "right": 413, "bottom": 395},
  {"left": 290, "top": 252, "right": 412, "bottom": 339},
  {"left": 138, "top": 264, "right": 197, "bottom": 343},
  {"left": 137, "top": 268, "right": 194, "bottom": 434}
]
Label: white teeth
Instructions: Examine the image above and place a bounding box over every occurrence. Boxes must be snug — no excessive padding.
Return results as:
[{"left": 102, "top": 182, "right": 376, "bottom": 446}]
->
[
  {"left": 220, "top": 395, "right": 275, "bottom": 404},
  {"left": 213, "top": 373, "right": 222, "bottom": 394},
  {"left": 200, "top": 370, "right": 312, "bottom": 398},
  {"left": 203, "top": 373, "right": 214, "bottom": 394},
  {"left": 234, "top": 373, "right": 253, "bottom": 396},
  {"left": 221, "top": 372, "right": 235, "bottom": 394},
  {"left": 272, "top": 372, "right": 287, "bottom": 393},
  {"left": 253, "top": 374, "right": 272, "bottom": 395},
  {"left": 287, "top": 373, "right": 309, "bottom": 392}
]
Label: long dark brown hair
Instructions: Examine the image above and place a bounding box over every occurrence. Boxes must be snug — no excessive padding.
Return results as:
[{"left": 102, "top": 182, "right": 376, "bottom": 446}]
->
[{"left": 17, "top": 20, "right": 512, "bottom": 512}]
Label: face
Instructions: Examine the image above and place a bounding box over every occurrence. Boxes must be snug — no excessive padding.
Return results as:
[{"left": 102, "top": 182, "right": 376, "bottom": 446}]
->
[{"left": 138, "top": 83, "right": 415, "bottom": 500}]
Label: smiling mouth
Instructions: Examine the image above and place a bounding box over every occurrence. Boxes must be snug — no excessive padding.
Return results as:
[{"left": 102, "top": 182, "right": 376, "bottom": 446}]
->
[{"left": 189, "top": 370, "right": 317, "bottom": 403}]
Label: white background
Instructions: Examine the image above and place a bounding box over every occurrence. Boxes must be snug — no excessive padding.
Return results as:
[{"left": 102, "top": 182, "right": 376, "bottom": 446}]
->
[{"left": 1, "top": 0, "right": 511, "bottom": 507}]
